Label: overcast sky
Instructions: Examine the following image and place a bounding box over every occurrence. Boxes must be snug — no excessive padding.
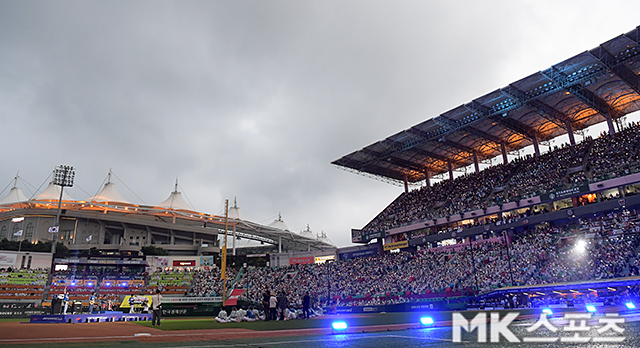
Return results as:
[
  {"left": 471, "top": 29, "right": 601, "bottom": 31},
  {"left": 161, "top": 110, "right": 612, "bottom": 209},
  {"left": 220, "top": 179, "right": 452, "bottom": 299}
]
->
[{"left": 1, "top": 1, "right": 639, "bottom": 248}]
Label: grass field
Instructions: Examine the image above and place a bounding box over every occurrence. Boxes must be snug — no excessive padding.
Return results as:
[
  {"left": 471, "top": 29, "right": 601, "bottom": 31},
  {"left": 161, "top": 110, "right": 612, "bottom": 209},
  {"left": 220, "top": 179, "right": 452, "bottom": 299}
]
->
[{"left": 132, "top": 312, "right": 431, "bottom": 331}]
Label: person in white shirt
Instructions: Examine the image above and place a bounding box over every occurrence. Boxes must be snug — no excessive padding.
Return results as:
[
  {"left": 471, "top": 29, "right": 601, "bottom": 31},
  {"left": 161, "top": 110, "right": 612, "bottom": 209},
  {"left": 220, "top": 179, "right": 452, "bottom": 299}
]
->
[
  {"left": 236, "top": 307, "right": 247, "bottom": 322},
  {"left": 228, "top": 307, "right": 238, "bottom": 322},
  {"left": 269, "top": 293, "right": 277, "bottom": 321},
  {"left": 215, "top": 308, "right": 229, "bottom": 323},
  {"left": 152, "top": 289, "right": 163, "bottom": 327}
]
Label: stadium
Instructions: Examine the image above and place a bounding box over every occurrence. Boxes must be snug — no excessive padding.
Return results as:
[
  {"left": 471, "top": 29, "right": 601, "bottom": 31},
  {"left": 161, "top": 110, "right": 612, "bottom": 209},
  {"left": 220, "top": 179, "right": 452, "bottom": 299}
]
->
[{"left": 2, "top": 23, "right": 640, "bottom": 348}]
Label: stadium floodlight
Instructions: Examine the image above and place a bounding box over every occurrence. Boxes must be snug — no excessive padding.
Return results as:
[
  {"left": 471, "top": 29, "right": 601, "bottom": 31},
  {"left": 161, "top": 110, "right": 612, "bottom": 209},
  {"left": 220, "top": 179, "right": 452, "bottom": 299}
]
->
[
  {"left": 626, "top": 302, "right": 636, "bottom": 309},
  {"left": 420, "top": 316, "right": 434, "bottom": 326},
  {"left": 542, "top": 308, "right": 553, "bottom": 315},
  {"left": 50, "top": 165, "right": 75, "bottom": 257},
  {"left": 331, "top": 321, "right": 348, "bottom": 333},
  {"left": 586, "top": 305, "right": 597, "bottom": 313},
  {"left": 575, "top": 239, "right": 587, "bottom": 253}
]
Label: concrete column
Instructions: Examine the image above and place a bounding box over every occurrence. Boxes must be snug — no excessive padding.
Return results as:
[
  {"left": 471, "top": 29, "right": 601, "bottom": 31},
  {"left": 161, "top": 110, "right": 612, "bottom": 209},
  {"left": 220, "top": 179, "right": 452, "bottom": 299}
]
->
[
  {"left": 448, "top": 161, "right": 453, "bottom": 181},
  {"left": 501, "top": 141, "right": 508, "bottom": 164},
  {"left": 605, "top": 112, "right": 616, "bottom": 135},
  {"left": 532, "top": 134, "right": 540, "bottom": 157},
  {"left": 473, "top": 151, "right": 480, "bottom": 173},
  {"left": 424, "top": 168, "right": 430, "bottom": 187},
  {"left": 566, "top": 120, "right": 576, "bottom": 146},
  {"left": 232, "top": 224, "right": 237, "bottom": 256}
]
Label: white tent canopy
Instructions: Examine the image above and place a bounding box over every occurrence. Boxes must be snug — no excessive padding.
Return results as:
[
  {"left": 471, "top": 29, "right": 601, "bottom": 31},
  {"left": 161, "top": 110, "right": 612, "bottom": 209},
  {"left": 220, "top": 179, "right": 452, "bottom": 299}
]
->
[
  {"left": 88, "top": 182, "right": 130, "bottom": 204},
  {"left": 228, "top": 198, "right": 242, "bottom": 220},
  {"left": 33, "top": 182, "right": 75, "bottom": 202},
  {"left": 299, "top": 224, "right": 315, "bottom": 239},
  {"left": 0, "top": 186, "right": 29, "bottom": 205},
  {"left": 268, "top": 213, "right": 289, "bottom": 231},
  {"left": 157, "top": 191, "right": 193, "bottom": 211}
]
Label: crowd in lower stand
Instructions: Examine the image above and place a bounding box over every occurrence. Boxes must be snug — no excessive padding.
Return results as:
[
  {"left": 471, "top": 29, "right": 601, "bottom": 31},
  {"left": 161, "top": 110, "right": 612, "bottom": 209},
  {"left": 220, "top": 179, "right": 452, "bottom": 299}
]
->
[
  {"left": 234, "top": 208, "right": 640, "bottom": 308},
  {"left": 186, "top": 266, "right": 236, "bottom": 298}
]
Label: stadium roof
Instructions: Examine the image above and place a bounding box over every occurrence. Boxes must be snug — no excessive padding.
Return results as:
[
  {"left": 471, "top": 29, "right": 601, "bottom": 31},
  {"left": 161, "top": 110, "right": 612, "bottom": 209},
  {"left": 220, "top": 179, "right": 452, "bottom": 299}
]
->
[{"left": 333, "top": 26, "right": 640, "bottom": 185}]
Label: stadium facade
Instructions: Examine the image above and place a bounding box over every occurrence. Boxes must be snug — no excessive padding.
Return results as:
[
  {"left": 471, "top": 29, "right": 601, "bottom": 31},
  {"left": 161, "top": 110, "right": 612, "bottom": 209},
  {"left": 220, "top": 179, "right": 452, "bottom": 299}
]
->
[{"left": 0, "top": 172, "right": 335, "bottom": 257}]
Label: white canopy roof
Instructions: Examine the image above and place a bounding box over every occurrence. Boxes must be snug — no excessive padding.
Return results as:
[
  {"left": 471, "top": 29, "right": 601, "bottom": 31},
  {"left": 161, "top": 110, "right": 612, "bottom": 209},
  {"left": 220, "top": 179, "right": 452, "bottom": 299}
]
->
[
  {"left": 299, "top": 224, "right": 315, "bottom": 239},
  {"left": 228, "top": 198, "right": 242, "bottom": 220},
  {"left": 0, "top": 186, "right": 29, "bottom": 205},
  {"left": 33, "top": 182, "right": 75, "bottom": 201},
  {"left": 157, "top": 191, "right": 194, "bottom": 211},
  {"left": 268, "top": 213, "right": 289, "bottom": 231},
  {"left": 88, "top": 182, "right": 130, "bottom": 204}
]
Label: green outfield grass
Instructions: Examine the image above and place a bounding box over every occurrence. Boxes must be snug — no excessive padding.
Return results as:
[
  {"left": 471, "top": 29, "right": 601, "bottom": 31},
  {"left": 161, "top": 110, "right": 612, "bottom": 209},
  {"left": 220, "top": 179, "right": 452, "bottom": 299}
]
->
[
  {"left": 134, "top": 313, "right": 417, "bottom": 331},
  {"left": 0, "top": 318, "right": 27, "bottom": 323}
]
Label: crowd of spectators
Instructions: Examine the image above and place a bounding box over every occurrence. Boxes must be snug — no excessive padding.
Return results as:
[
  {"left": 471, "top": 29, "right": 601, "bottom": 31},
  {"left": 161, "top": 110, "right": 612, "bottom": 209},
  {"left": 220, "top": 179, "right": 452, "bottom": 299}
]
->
[
  {"left": 235, "top": 208, "right": 640, "bottom": 308},
  {"left": 362, "top": 121, "right": 640, "bottom": 236},
  {"left": 186, "top": 265, "right": 236, "bottom": 297}
]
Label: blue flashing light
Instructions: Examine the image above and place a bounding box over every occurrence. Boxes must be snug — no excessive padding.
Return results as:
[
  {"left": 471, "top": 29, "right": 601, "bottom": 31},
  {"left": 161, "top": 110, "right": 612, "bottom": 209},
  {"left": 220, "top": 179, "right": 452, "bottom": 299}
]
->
[
  {"left": 420, "top": 317, "right": 434, "bottom": 325},
  {"left": 586, "top": 305, "right": 597, "bottom": 313},
  {"left": 331, "top": 321, "right": 348, "bottom": 331},
  {"left": 626, "top": 302, "right": 636, "bottom": 309},
  {"left": 105, "top": 282, "right": 111, "bottom": 287},
  {"left": 542, "top": 308, "right": 553, "bottom": 315},
  {"left": 71, "top": 282, "right": 76, "bottom": 286},
  {"left": 121, "top": 282, "right": 127, "bottom": 287},
  {"left": 88, "top": 282, "right": 93, "bottom": 286}
]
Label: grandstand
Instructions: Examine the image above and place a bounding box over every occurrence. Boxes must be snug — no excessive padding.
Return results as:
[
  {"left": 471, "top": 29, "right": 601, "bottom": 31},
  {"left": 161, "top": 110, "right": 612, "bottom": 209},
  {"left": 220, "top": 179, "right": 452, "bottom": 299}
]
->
[
  {"left": 333, "top": 25, "right": 640, "bottom": 248},
  {"left": 0, "top": 171, "right": 334, "bottom": 257}
]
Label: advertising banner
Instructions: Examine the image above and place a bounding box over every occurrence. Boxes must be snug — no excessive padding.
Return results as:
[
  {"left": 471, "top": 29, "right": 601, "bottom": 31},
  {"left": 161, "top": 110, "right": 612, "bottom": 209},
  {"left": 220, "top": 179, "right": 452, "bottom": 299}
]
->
[
  {"left": 224, "top": 289, "right": 245, "bottom": 306},
  {"left": 339, "top": 247, "right": 378, "bottom": 260},
  {"left": 289, "top": 256, "right": 314, "bottom": 265},
  {"left": 200, "top": 256, "right": 214, "bottom": 267},
  {"left": 120, "top": 295, "right": 152, "bottom": 308},
  {"left": 0, "top": 253, "right": 16, "bottom": 266},
  {"left": 173, "top": 260, "right": 196, "bottom": 267},
  {"left": 383, "top": 240, "right": 409, "bottom": 251},
  {"left": 161, "top": 296, "right": 222, "bottom": 303},
  {"left": 156, "top": 257, "right": 169, "bottom": 267}
]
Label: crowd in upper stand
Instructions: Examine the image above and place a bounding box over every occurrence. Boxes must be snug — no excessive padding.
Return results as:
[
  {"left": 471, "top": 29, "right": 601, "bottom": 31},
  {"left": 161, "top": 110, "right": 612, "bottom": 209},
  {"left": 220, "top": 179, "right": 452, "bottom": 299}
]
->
[
  {"left": 234, "top": 208, "right": 640, "bottom": 307},
  {"left": 363, "top": 122, "right": 640, "bottom": 235}
]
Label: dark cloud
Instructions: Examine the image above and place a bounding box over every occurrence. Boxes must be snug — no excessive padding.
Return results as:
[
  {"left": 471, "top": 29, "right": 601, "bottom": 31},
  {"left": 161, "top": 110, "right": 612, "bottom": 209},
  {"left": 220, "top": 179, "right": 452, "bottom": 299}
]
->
[{"left": 1, "top": 1, "right": 639, "bottom": 246}]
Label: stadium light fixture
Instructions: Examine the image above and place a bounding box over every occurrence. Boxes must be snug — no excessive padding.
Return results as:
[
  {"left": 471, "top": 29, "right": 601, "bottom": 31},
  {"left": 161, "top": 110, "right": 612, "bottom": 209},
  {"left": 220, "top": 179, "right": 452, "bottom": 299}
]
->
[
  {"left": 420, "top": 316, "right": 434, "bottom": 326},
  {"left": 626, "top": 302, "right": 636, "bottom": 309},
  {"left": 331, "top": 321, "right": 348, "bottom": 333},
  {"left": 542, "top": 308, "right": 553, "bottom": 315},
  {"left": 586, "top": 305, "right": 597, "bottom": 313},
  {"left": 575, "top": 239, "right": 587, "bottom": 253}
]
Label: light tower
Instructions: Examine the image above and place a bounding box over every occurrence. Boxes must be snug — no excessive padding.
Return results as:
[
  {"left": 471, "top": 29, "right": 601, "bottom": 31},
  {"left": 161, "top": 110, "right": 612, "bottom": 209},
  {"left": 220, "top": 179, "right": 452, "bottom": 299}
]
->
[{"left": 50, "top": 165, "right": 75, "bottom": 256}]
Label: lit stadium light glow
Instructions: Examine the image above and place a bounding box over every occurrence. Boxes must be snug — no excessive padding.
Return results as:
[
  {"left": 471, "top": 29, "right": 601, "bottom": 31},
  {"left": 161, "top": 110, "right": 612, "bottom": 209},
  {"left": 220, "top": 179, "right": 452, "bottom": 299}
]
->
[
  {"left": 88, "top": 282, "right": 93, "bottom": 286},
  {"left": 542, "top": 308, "right": 553, "bottom": 315},
  {"left": 586, "top": 305, "right": 597, "bottom": 313},
  {"left": 105, "top": 282, "right": 111, "bottom": 287},
  {"left": 420, "top": 317, "right": 434, "bottom": 326},
  {"left": 331, "top": 321, "right": 348, "bottom": 332},
  {"left": 575, "top": 239, "right": 587, "bottom": 253},
  {"left": 626, "top": 302, "right": 636, "bottom": 309}
]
